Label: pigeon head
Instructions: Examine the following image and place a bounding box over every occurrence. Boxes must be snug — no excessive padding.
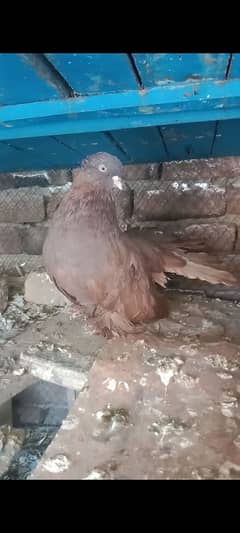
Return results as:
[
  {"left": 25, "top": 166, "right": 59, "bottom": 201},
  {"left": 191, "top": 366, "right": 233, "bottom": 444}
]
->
[
  {"left": 79, "top": 152, "right": 126, "bottom": 190},
  {"left": 82, "top": 152, "right": 124, "bottom": 176}
]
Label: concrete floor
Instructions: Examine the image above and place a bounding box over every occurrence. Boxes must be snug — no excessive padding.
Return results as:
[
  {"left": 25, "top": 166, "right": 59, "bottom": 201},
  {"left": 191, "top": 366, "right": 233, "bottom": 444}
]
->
[{"left": 1, "top": 290, "right": 240, "bottom": 479}]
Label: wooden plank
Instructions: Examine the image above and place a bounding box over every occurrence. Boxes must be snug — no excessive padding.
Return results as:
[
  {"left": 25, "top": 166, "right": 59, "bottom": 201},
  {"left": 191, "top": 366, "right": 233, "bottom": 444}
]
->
[
  {"left": 229, "top": 54, "right": 240, "bottom": 79},
  {"left": 46, "top": 54, "right": 138, "bottom": 95},
  {"left": 2, "top": 131, "right": 124, "bottom": 173},
  {"left": 109, "top": 127, "right": 168, "bottom": 162},
  {"left": 0, "top": 120, "right": 237, "bottom": 173},
  {"left": 0, "top": 132, "right": 129, "bottom": 173},
  {"left": 0, "top": 141, "right": 32, "bottom": 173},
  {"left": 133, "top": 53, "right": 230, "bottom": 86},
  {"left": 211, "top": 119, "right": 240, "bottom": 157},
  {"left": 160, "top": 121, "right": 216, "bottom": 160},
  {"left": 0, "top": 54, "right": 61, "bottom": 105},
  {"left": 56, "top": 132, "right": 129, "bottom": 162},
  {"left": 1, "top": 136, "right": 80, "bottom": 171}
]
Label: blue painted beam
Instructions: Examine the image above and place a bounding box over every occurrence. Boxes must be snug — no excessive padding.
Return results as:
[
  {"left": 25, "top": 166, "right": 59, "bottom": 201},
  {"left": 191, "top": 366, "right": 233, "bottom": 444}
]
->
[
  {"left": 0, "top": 53, "right": 63, "bottom": 105},
  {"left": 45, "top": 53, "right": 138, "bottom": 94},
  {"left": 1, "top": 79, "right": 240, "bottom": 140},
  {"left": 133, "top": 53, "right": 230, "bottom": 84}
]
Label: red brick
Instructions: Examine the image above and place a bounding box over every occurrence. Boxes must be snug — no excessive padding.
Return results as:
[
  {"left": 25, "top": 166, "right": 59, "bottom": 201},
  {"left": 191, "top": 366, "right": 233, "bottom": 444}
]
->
[
  {"left": 0, "top": 188, "right": 45, "bottom": 223},
  {"left": 132, "top": 178, "right": 226, "bottom": 221},
  {"left": 162, "top": 157, "right": 240, "bottom": 181}
]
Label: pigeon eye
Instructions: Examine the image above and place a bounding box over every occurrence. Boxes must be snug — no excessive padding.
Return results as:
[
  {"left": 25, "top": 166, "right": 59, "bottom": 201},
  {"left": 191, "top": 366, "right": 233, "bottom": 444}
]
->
[{"left": 98, "top": 164, "right": 107, "bottom": 172}]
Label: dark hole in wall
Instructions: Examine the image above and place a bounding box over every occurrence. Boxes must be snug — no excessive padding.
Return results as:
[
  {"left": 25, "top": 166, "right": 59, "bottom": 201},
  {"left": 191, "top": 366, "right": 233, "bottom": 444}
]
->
[{"left": 0, "top": 380, "right": 77, "bottom": 480}]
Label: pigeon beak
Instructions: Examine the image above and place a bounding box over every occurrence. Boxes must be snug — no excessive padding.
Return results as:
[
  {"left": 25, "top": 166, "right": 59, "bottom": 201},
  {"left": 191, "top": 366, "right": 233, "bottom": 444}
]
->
[{"left": 112, "top": 175, "right": 126, "bottom": 191}]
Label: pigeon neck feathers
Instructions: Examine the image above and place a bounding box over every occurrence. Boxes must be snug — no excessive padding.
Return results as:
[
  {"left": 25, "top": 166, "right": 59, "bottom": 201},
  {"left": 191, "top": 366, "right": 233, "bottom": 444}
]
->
[{"left": 57, "top": 168, "right": 120, "bottom": 232}]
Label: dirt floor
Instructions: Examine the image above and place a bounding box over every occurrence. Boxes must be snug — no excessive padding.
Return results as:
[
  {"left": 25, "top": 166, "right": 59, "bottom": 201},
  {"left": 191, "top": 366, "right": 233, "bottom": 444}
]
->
[{"left": 1, "top": 287, "right": 240, "bottom": 479}]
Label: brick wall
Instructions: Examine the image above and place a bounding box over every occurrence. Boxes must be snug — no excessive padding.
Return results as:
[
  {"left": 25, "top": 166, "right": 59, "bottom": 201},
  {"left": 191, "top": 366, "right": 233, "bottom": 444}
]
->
[
  {"left": 0, "top": 169, "right": 71, "bottom": 273},
  {"left": 1, "top": 157, "right": 240, "bottom": 286}
]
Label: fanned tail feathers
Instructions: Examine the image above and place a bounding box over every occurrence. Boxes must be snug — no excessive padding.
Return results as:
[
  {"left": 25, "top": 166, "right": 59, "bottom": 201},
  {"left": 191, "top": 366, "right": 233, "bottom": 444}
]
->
[{"left": 154, "top": 251, "right": 237, "bottom": 287}]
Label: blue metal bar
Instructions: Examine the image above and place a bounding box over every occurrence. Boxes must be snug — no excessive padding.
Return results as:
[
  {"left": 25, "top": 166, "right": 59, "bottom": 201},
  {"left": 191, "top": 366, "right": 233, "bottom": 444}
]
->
[{"left": 1, "top": 79, "right": 240, "bottom": 140}]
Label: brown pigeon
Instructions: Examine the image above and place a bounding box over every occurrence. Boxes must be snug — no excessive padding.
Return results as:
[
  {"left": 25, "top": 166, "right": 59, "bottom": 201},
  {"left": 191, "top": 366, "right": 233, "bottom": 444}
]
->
[{"left": 43, "top": 152, "right": 237, "bottom": 337}]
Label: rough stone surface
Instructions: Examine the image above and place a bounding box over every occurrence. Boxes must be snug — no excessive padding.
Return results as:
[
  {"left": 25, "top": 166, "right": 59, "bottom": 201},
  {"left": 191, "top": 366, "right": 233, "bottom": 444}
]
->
[
  {"left": 0, "top": 173, "right": 17, "bottom": 190},
  {"left": 175, "top": 224, "right": 237, "bottom": 254},
  {"left": 157, "top": 316, "right": 224, "bottom": 341},
  {"left": 112, "top": 183, "right": 133, "bottom": 227},
  {"left": 234, "top": 232, "right": 240, "bottom": 253},
  {"left": 24, "top": 272, "right": 68, "bottom": 306},
  {"left": 21, "top": 224, "right": 48, "bottom": 255},
  {"left": 2, "top": 289, "right": 240, "bottom": 479},
  {"left": 0, "top": 400, "right": 12, "bottom": 426},
  {"left": 17, "top": 310, "right": 106, "bottom": 390},
  {"left": 168, "top": 223, "right": 236, "bottom": 253},
  {"left": 0, "top": 426, "right": 26, "bottom": 477},
  {"left": 182, "top": 224, "right": 237, "bottom": 254},
  {"left": 162, "top": 157, "right": 240, "bottom": 181},
  {"left": 0, "top": 374, "right": 37, "bottom": 407},
  {"left": 12, "top": 380, "right": 75, "bottom": 428},
  {"left": 45, "top": 184, "right": 71, "bottom": 219},
  {"left": 0, "top": 296, "right": 107, "bottom": 389},
  {"left": 127, "top": 223, "right": 236, "bottom": 253},
  {"left": 0, "top": 169, "right": 72, "bottom": 190},
  {"left": 0, "top": 172, "right": 50, "bottom": 190},
  {"left": 10, "top": 173, "right": 50, "bottom": 189},
  {"left": 0, "top": 225, "right": 23, "bottom": 254},
  {"left": 47, "top": 169, "right": 72, "bottom": 186},
  {"left": 0, "top": 224, "right": 48, "bottom": 255},
  {"left": 46, "top": 191, "right": 65, "bottom": 219},
  {"left": 0, "top": 276, "right": 8, "bottom": 313},
  {"left": 30, "top": 324, "right": 240, "bottom": 479},
  {"left": 0, "top": 188, "right": 45, "bottom": 223},
  {"left": 14, "top": 379, "right": 74, "bottom": 406},
  {"left": 226, "top": 177, "right": 240, "bottom": 215},
  {"left": 125, "top": 163, "right": 162, "bottom": 181},
  {"left": 0, "top": 255, "right": 43, "bottom": 275},
  {"left": 132, "top": 178, "right": 226, "bottom": 221}
]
